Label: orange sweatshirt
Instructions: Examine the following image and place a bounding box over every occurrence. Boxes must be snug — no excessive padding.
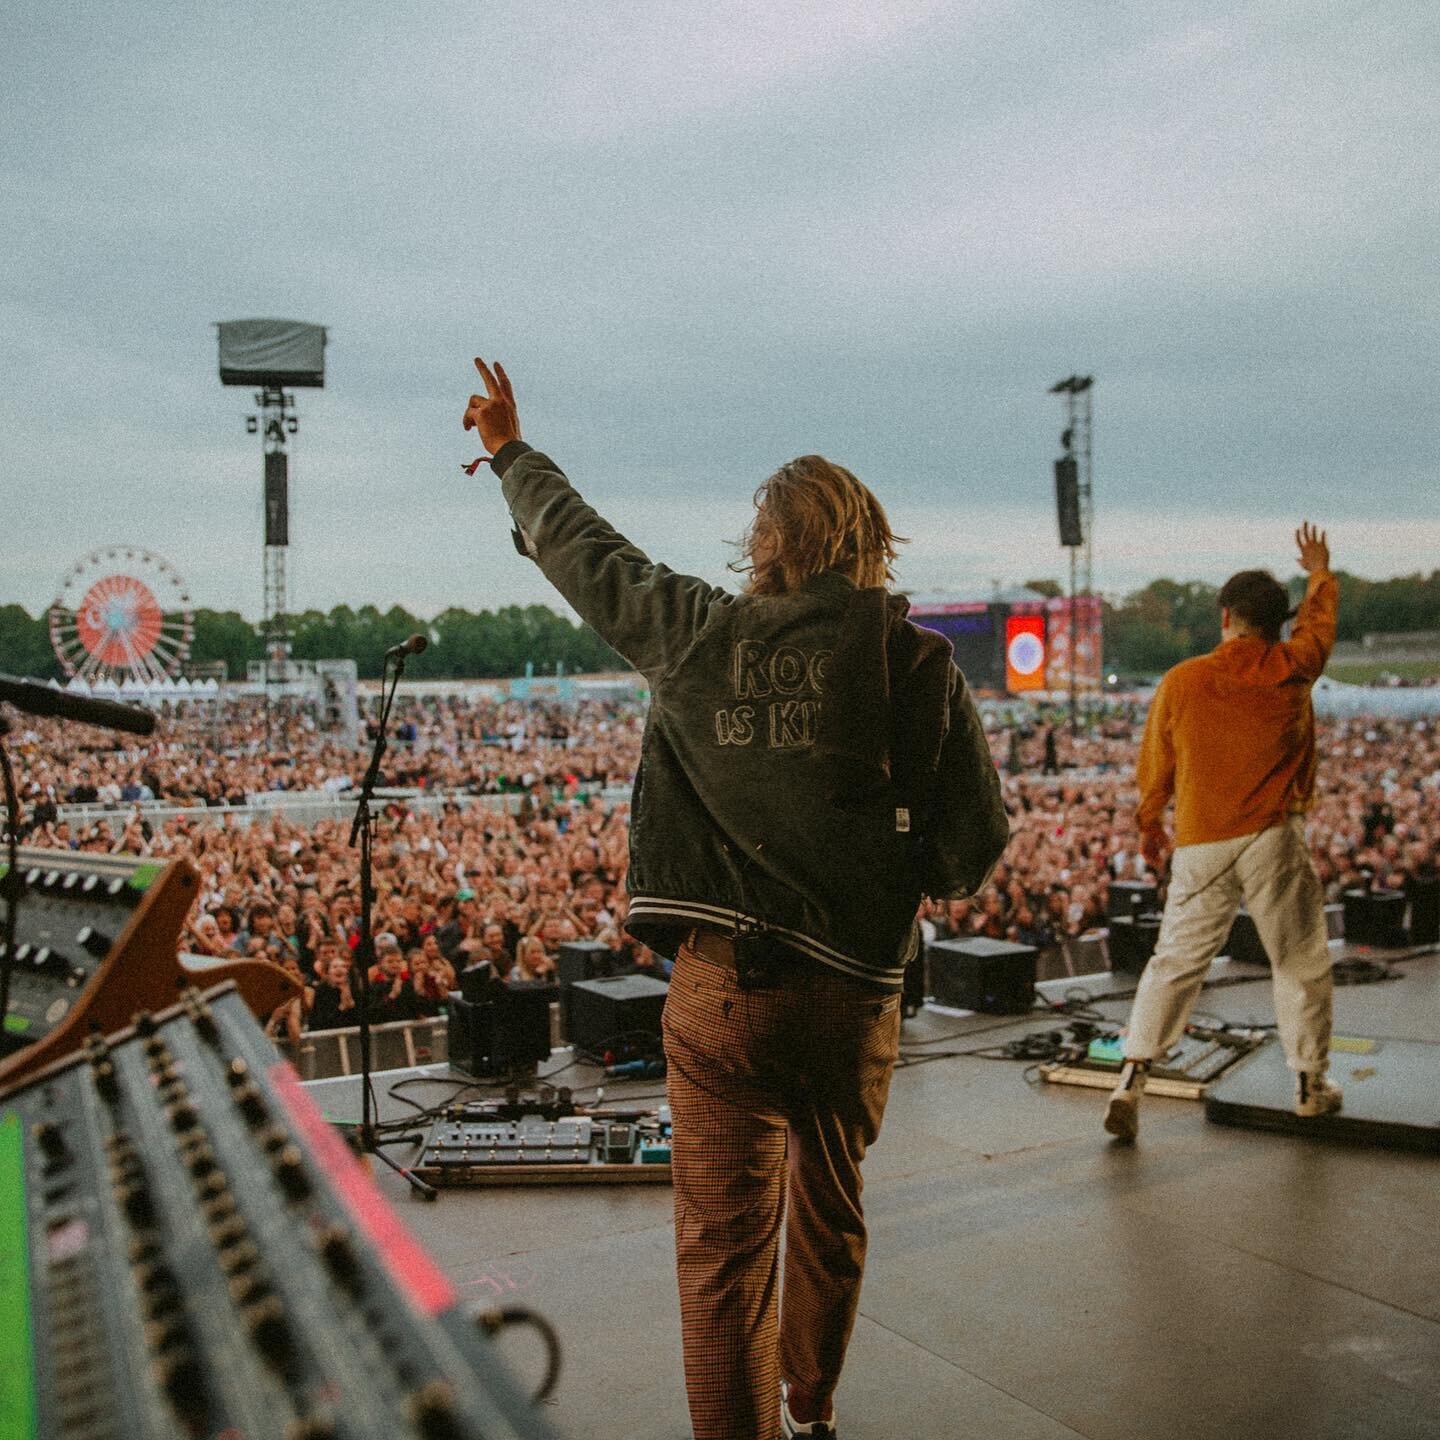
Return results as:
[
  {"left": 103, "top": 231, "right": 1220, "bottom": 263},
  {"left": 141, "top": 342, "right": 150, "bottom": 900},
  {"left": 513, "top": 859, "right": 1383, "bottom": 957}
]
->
[{"left": 1136, "top": 570, "right": 1338, "bottom": 847}]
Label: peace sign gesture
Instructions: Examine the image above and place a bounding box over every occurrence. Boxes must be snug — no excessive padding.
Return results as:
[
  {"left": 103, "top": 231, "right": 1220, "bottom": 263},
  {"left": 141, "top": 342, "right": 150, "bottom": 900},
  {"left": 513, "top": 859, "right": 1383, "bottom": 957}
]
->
[{"left": 463, "top": 358, "right": 522, "bottom": 459}]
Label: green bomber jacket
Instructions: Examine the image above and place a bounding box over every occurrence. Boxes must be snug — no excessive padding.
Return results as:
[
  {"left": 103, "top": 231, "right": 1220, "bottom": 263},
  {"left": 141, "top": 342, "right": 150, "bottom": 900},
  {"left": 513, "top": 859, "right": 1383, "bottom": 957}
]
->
[{"left": 494, "top": 441, "right": 1009, "bottom": 990}]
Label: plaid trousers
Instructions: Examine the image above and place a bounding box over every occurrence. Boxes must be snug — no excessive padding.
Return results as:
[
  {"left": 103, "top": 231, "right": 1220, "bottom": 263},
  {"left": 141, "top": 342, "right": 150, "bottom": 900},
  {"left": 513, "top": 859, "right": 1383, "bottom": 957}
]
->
[{"left": 662, "top": 931, "right": 902, "bottom": 1440}]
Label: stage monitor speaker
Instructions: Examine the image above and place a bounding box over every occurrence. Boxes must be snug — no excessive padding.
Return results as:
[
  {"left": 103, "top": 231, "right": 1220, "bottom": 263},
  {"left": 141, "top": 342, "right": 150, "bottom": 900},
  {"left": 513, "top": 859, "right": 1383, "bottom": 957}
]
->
[
  {"left": 1342, "top": 888, "right": 1373, "bottom": 945},
  {"left": 926, "top": 937, "right": 1037, "bottom": 1014},
  {"left": 1108, "top": 880, "right": 1158, "bottom": 919},
  {"left": 1054, "top": 455, "right": 1083, "bottom": 548},
  {"left": 1222, "top": 908, "right": 1270, "bottom": 965},
  {"left": 567, "top": 974, "right": 669, "bottom": 1058},
  {"left": 1367, "top": 891, "right": 1408, "bottom": 949},
  {"left": 557, "top": 939, "right": 617, "bottom": 1036},
  {"left": 1407, "top": 877, "right": 1439, "bottom": 945},
  {"left": 450, "top": 980, "right": 556, "bottom": 1077},
  {"left": 1108, "top": 913, "right": 1162, "bottom": 975}
]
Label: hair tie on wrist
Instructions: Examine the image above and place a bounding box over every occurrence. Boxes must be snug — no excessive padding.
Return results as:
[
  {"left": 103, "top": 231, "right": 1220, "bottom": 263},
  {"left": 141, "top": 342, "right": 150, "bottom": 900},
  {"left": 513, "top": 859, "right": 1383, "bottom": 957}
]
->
[{"left": 461, "top": 456, "right": 493, "bottom": 476}]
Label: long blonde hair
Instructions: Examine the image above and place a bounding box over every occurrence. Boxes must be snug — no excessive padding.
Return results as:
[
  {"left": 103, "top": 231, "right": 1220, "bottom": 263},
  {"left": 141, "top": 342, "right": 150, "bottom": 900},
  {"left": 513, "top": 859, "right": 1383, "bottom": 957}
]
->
[{"left": 734, "top": 455, "right": 905, "bottom": 596}]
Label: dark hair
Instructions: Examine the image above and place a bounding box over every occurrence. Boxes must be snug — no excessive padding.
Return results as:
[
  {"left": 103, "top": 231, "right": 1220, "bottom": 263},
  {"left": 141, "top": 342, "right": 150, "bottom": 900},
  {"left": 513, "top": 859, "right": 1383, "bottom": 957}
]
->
[{"left": 1218, "top": 569, "right": 1289, "bottom": 641}]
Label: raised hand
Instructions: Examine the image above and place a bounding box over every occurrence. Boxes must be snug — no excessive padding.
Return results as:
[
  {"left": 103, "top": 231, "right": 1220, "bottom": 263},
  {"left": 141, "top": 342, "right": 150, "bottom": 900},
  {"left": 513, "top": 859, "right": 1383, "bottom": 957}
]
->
[
  {"left": 463, "top": 358, "right": 522, "bottom": 460},
  {"left": 1295, "top": 521, "right": 1329, "bottom": 574}
]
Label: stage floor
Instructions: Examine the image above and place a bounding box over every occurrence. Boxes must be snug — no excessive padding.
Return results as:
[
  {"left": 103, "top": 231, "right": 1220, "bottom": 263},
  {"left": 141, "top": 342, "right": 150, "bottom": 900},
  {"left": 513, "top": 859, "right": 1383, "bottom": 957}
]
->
[{"left": 310, "top": 949, "right": 1440, "bottom": 1440}]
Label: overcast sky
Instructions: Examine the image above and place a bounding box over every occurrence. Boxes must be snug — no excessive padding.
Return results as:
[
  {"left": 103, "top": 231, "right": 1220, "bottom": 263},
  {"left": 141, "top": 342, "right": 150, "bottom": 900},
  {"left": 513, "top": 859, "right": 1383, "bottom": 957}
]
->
[{"left": 4, "top": 1, "right": 1435, "bottom": 627}]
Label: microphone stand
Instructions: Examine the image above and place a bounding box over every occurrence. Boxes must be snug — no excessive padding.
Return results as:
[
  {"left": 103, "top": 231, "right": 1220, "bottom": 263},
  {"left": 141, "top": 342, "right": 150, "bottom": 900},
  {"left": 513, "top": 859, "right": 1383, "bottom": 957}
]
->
[{"left": 347, "top": 656, "right": 436, "bottom": 1199}]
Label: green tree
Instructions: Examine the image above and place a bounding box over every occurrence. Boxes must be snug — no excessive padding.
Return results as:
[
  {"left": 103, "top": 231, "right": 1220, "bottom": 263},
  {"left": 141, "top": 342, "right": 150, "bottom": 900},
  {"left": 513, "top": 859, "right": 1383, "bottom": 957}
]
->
[
  {"left": 189, "top": 609, "right": 264, "bottom": 680},
  {"left": 0, "top": 606, "right": 60, "bottom": 679}
]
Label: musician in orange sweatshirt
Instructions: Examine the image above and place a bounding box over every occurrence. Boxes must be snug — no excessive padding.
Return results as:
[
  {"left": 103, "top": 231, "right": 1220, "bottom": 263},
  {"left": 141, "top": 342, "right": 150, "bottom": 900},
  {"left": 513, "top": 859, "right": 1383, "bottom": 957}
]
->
[{"left": 1105, "top": 523, "right": 1341, "bottom": 1141}]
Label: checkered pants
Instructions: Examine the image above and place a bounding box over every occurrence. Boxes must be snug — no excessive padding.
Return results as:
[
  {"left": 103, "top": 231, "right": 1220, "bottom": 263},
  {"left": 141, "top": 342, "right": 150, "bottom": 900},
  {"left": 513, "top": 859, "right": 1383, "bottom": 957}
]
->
[{"left": 663, "top": 932, "right": 901, "bottom": 1440}]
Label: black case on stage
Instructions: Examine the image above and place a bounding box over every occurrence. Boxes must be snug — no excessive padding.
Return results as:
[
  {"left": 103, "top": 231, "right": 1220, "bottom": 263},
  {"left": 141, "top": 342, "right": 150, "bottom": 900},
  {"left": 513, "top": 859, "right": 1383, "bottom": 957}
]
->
[
  {"left": 567, "top": 973, "right": 669, "bottom": 1056},
  {"left": 1108, "top": 913, "right": 1163, "bottom": 974},
  {"left": 450, "top": 979, "right": 556, "bottom": 1077},
  {"left": 1224, "top": 909, "right": 1270, "bottom": 966},
  {"left": 1108, "top": 880, "right": 1158, "bottom": 919},
  {"left": 557, "top": 939, "right": 619, "bottom": 1035},
  {"left": 1343, "top": 888, "right": 1409, "bottom": 948},
  {"left": 1407, "top": 877, "right": 1440, "bottom": 945},
  {"left": 926, "top": 937, "right": 1037, "bottom": 1014}
]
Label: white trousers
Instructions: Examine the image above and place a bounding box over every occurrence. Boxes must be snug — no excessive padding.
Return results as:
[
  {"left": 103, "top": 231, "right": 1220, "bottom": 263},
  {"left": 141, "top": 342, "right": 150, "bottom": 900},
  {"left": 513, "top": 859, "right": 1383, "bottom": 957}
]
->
[{"left": 1124, "top": 817, "right": 1332, "bottom": 1074}]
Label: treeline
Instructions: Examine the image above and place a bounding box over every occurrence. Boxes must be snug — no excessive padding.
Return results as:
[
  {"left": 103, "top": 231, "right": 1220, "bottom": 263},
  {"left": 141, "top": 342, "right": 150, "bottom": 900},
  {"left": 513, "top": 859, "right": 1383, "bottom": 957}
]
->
[
  {"left": 1095, "top": 569, "right": 1440, "bottom": 675},
  {"left": 0, "top": 602, "right": 623, "bottom": 682},
  {"left": 3, "top": 567, "right": 1435, "bottom": 683}
]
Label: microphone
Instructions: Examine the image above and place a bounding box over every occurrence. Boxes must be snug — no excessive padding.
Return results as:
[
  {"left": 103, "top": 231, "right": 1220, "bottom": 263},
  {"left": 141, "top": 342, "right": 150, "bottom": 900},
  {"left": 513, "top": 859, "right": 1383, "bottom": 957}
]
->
[
  {"left": 384, "top": 634, "right": 428, "bottom": 661},
  {"left": 0, "top": 673, "right": 157, "bottom": 737}
]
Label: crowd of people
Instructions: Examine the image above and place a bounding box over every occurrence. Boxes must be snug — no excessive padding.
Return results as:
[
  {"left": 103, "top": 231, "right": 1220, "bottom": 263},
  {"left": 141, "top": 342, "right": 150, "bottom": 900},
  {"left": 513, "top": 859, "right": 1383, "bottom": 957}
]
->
[{"left": 6, "top": 694, "right": 1438, "bottom": 1029}]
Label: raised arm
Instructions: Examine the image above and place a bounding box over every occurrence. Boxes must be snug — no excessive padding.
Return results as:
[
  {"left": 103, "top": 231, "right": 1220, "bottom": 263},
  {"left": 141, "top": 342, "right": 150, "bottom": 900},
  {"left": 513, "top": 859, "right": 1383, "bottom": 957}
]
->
[
  {"left": 464, "top": 358, "right": 731, "bottom": 680},
  {"left": 1285, "top": 521, "right": 1337, "bottom": 681}
]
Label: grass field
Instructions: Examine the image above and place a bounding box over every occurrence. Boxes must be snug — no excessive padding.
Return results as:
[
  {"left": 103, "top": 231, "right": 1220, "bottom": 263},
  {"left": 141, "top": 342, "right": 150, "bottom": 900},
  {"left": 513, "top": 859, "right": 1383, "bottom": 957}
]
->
[{"left": 1326, "top": 658, "right": 1440, "bottom": 685}]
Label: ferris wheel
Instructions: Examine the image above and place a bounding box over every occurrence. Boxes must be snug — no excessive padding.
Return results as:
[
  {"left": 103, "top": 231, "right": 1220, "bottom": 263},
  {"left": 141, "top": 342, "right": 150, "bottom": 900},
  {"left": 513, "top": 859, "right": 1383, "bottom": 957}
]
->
[{"left": 49, "top": 547, "right": 195, "bottom": 686}]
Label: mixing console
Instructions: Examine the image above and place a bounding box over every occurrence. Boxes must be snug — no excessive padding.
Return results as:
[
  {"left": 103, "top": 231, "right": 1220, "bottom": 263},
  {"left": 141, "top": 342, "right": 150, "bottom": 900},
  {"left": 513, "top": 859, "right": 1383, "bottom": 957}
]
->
[
  {"left": 0, "top": 848, "right": 194, "bottom": 1056},
  {"left": 0, "top": 983, "right": 558, "bottom": 1439},
  {"left": 0, "top": 847, "right": 297, "bottom": 1090}
]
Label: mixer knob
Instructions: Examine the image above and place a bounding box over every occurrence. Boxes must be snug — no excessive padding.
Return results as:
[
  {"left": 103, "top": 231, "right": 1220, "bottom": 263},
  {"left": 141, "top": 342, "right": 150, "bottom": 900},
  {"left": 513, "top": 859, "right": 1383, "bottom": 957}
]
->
[
  {"left": 92, "top": 1060, "right": 120, "bottom": 1103},
  {"left": 34, "top": 947, "right": 70, "bottom": 978},
  {"left": 192, "top": 1004, "right": 220, "bottom": 1044},
  {"left": 14, "top": 944, "right": 31, "bottom": 965},
  {"left": 81, "top": 873, "right": 100, "bottom": 894},
  {"left": 24, "top": 867, "right": 42, "bottom": 889},
  {"left": 208, "top": 1214, "right": 248, "bottom": 1249},
  {"left": 142, "top": 1282, "right": 184, "bottom": 1324},
  {"left": 128, "top": 1235, "right": 161, "bottom": 1266},
  {"left": 243, "top": 1294, "right": 291, "bottom": 1362},
  {"left": 118, "top": 1183, "right": 157, "bottom": 1228},
  {"left": 144, "top": 1313, "right": 188, "bottom": 1354},
  {"left": 186, "top": 1143, "right": 218, "bottom": 1179},
  {"left": 165, "top": 1099, "right": 199, "bottom": 1132},
  {"left": 132, "top": 1261, "right": 169, "bottom": 1294},
  {"left": 409, "top": 1380, "right": 464, "bottom": 1440},
  {"left": 196, "top": 1171, "right": 230, "bottom": 1201},
  {"left": 273, "top": 1144, "right": 312, "bottom": 1201},
  {"left": 218, "top": 1239, "right": 259, "bottom": 1276},
  {"left": 108, "top": 1153, "right": 143, "bottom": 1187},
  {"left": 33, "top": 1120, "right": 66, "bottom": 1164},
  {"left": 227, "top": 1270, "right": 271, "bottom": 1307},
  {"left": 62, "top": 871, "right": 82, "bottom": 892},
  {"left": 153, "top": 1346, "right": 206, "bottom": 1419},
  {"left": 106, "top": 877, "right": 128, "bottom": 900},
  {"left": 42, "top": 870, "right": 64, "bottom": 891},
  {"left": 202, "top": 1189, "right": 238, "bottom": 1223},
  {"left": 234, "top": 1084, "right": 268, "bottom": 1125},
  {"left": 76, "top": 926, "right": 113, "bottom": 958},
  {"left": 317, "top": 1226, "right": 363, "bottom": 1293}
]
